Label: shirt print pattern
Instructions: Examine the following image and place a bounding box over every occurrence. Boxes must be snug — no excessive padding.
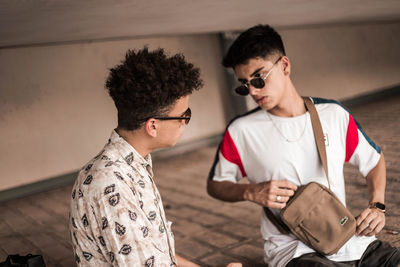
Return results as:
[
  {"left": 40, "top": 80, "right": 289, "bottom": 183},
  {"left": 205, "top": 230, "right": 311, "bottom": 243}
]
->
[{"left": 69, "top": 130, "right": 176, "bottom": 267}]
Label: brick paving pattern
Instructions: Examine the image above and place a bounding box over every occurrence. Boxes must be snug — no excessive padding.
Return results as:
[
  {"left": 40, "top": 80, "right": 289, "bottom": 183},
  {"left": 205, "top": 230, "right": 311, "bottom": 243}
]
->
[{"left": 0, "top": 95, "right": 399, "bottom": 266}]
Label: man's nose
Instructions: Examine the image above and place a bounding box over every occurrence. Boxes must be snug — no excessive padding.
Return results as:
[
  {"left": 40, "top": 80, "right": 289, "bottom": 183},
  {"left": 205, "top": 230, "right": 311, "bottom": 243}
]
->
[{"left": 248, "top": 84, "right": 261, "bottom": 96}]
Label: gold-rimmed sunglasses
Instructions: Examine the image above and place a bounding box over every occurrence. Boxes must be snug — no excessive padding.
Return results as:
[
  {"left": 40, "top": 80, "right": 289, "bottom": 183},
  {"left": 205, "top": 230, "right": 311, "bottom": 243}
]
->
[{"left": 235, "top": 56, "right": 282, "bottom": 96}]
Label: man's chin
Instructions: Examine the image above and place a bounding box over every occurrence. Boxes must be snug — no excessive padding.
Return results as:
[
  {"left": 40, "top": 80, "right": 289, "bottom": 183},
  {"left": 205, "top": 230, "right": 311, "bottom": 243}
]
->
[
  {"left": 254, "top": 96, "right": 273, "bottom": 110},
  {"left": 260, "top": 101, "right": 275, "bottom": 111},
  {"left": 167, "top": 140, "right": 179, "bottom": 148}
]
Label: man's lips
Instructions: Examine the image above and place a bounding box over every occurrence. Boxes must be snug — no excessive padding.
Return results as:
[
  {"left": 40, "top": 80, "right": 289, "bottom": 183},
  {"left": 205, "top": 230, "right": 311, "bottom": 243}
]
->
[{"left": 255, "top": 96, "right": 267, "bottom": 105}]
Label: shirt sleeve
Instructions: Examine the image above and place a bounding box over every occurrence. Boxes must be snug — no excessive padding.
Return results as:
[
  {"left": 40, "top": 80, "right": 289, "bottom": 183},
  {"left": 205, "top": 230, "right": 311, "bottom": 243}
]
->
[
  {"left": 209, "top": 129, "right": 246, "bottom": 183},
  {"left": 90, "top": 178, "right": 172, "bottom": 267},
  {"left": 344, "top": 112, "right": 381, "bottom": 177}
]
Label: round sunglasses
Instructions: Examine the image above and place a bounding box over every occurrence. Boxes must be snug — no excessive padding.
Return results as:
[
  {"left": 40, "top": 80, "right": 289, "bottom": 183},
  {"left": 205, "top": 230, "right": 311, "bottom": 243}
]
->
[{"left": 235, "top": 57, "right": 282, "bottom": 96}]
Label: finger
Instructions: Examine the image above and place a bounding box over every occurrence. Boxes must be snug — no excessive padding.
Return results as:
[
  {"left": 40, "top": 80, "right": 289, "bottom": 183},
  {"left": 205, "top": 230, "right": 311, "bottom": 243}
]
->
[
  {"left": 356, "top": 209, "right": 370, "bottom": 226},
  {"left": 356, "top": 220, "right": 372, "bottom": 236},
  {"left": 267, "top": 193, "right": 276, "bottom": 202},
  {"left": 274, "top": 195, "right": 290, "bottom": 203},
  {"left": 367, "top": 211, "right": 385, "bottom": 236},
  {"left": 357, "top": 210, "right": 379, "bottom": 235},
  {"left": 356, "top": 215, "right": 373, "bottom": 235},
  {"left": 265, "top": 200, "right": 287, "bottom": 209},
  {"left": 360, "top": 220, "right": 377, "bottom": 236},
  {"left": 274, "top": 188, "right": 296, "bottom": 197},
  {"left": 274, "top": 180, "right": 298, "bottom": 191},
  {"left": 374, "top": 219, "right": 385, "bottom": 235},
  {"left": 268, "top": 193, "right": 290, "bottom": 203},
  {"left": 364, "top": 219, "right": 379, "bottom": 236}
]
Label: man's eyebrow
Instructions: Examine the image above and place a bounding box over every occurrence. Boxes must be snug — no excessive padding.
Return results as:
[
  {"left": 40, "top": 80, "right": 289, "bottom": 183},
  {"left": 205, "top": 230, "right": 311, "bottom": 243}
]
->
[{"left": 250, "top": 67, "right": 264, "bottom": 77}]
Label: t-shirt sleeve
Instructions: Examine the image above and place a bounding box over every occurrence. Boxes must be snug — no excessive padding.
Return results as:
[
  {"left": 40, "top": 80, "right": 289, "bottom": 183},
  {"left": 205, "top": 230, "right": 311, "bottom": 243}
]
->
[
  {"left": 209, "top": 129, "right": 246, "bottom": 183},
  {"left": 344, "top": 112, "right": 381, "bottom": 177}
]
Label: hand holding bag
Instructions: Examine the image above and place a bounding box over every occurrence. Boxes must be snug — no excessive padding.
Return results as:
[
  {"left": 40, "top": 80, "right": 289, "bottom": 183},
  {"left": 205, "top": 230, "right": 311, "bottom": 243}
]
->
[{"left": 264, "top": 97, "right": 356, "bottom": 255}]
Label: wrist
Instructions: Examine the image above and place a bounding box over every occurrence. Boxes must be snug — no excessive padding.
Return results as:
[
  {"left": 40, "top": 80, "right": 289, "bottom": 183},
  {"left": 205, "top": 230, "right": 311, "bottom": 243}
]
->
[
  {"left": 242, "top": 184, "right": 254, "bottom": 202},
  {"left": 369, "top": 202, "right": 386, "bottom": 213},
  {"left": 243, "top": 186, "right": 250, "bottom": 201}
]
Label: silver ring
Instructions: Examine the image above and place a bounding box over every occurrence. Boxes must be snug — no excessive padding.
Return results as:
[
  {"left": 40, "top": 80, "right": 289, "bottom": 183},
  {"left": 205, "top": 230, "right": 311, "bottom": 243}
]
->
[{"left": 276, "top": 195, "right": 282, "bottom": 202}]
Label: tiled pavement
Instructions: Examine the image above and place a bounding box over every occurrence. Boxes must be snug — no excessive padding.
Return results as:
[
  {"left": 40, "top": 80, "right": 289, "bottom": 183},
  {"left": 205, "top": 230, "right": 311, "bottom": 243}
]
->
[{"left": 0, "top": 94, "right": 399, "bottom": 266}]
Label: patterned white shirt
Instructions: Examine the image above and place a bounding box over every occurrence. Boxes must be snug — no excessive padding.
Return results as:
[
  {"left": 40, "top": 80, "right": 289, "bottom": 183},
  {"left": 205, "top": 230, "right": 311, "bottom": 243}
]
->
[{"left": 69, "top": 130, "right": 176, "bottom": 267}]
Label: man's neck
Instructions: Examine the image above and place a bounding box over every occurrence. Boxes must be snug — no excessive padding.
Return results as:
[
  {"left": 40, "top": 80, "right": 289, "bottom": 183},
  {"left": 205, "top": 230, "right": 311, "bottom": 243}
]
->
[
  {"left": 116, "top": 128, "right": 152, "bottom": 158},
  {"left": 268, "top": 85, "right": 306, "bottom": 117}
]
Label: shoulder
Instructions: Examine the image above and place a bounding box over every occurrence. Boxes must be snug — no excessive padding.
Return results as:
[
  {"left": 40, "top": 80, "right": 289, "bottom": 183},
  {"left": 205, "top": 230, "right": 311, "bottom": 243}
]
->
[
  {"left": 312, "top": 97, "right": 349, "bottom": 113},
  {"left": 312, "top": 97, "right": 351, "bottom": 120},
  {"left": 74, "top": 151, "right": 132, "bottom": 201},
  {"left": 226, "top": 107, "right": 264, "bottom": 132}
]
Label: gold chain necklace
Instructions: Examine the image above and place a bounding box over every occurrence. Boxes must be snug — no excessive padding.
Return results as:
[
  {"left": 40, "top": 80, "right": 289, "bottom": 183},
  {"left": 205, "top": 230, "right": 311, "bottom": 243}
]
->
[{"left": 266, "top": 112, "right": 308, "bottom": 142}]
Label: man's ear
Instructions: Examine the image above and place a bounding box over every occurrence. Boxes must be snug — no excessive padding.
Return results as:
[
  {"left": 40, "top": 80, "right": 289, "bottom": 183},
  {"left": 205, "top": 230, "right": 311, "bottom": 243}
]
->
[
  {"left": 144, "top": 119, "right": 158, "bottom": 137},
  {"left": 281, "top": 56, "right": 291, "bottom": 76}
]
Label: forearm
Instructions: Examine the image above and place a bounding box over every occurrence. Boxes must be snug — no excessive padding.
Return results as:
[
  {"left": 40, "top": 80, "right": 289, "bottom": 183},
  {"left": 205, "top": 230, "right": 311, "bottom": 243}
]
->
[
  {"left": 207, "top": 180, "right": 249, "bottom": 202},
  {"left": 207, "top": 179, "right": 297, "bottom": 209},
  {"left": 355, "top": 153, "right": 386, "bottom": 236},
  {"left": 365, "top": 153, "right": 386, "bottom": 204},
  {"left": 175, "top": 254, "right": 200, "bottom": 267}
]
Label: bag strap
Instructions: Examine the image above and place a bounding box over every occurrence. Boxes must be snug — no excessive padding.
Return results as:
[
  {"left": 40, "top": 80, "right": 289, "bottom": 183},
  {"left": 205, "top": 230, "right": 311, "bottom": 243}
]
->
[
  {"left": 263, "top": 96, "right": 330, "bottom": 234},
  {"left": 264, "top": 205, "right": 291, "bottom": 234},
  {"left": 302, "top": 96, "right": 329, "bottom": 186}
]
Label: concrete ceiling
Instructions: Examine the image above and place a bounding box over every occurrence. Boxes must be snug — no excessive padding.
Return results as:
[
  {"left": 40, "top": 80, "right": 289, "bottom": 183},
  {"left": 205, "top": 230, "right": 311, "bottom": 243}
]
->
[{"left": 1, "top": 0, "right": 400, "bottom": 48}]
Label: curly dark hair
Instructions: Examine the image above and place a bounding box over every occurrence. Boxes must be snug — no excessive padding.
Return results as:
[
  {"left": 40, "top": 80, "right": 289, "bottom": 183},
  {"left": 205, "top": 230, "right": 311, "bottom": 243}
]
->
[
  {"left": 223, "top": 24, "right": 286, "bottom": 68},
  {"left": 106, "top": 47, "right": 203, "bottom": 131}
]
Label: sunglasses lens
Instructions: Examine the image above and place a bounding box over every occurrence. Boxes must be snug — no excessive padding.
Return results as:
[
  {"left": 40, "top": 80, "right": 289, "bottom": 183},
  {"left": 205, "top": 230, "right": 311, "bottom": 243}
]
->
[
  {"left": 184, "top": 108, "right": 191, "bottom": 124},
  {"left": 235, "top": 86, "right": 249, "bottom": 96},
  {"left": 250, "top": 78, "right": 265, "bottom": 89}
]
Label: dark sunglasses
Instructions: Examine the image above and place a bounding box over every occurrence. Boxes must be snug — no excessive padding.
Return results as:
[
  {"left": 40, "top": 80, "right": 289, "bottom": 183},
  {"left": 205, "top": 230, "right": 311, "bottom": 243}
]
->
[
  {"left": 153, "top": 107, "right": 191, "bottom": 125},
  {"left": 235, "top": 56, "right": 282, "bottom": 96}
]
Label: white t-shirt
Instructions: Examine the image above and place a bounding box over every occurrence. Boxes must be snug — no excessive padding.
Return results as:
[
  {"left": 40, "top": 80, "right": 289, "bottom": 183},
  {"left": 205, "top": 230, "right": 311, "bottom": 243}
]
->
[{"left": 209, "top": 98, "right": 381, "bottom": 267}]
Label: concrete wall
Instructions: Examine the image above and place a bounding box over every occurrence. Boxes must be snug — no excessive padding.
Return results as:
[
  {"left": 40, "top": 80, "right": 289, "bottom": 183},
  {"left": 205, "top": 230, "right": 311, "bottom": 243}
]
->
[
  {"left": 0, "top": 34, "right": 228, "bottom": 191},
  {"left": 1, "top": 22, "right": 399, "bottom": 192},
  {"left": 245, "top": 22, "right": 400, "bottom": 109}
]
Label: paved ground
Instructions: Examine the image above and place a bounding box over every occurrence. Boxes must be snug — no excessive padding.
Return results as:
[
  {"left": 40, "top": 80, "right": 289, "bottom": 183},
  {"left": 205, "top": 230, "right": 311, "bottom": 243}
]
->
[{"left": 0, "top": 94, "right": 399, "bottom": 266}]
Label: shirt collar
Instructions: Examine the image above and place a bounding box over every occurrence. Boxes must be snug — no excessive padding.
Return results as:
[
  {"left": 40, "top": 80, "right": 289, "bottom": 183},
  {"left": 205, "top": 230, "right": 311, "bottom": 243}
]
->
[{"left": 109, "top": 129, "right": 152, "bottom": 168}]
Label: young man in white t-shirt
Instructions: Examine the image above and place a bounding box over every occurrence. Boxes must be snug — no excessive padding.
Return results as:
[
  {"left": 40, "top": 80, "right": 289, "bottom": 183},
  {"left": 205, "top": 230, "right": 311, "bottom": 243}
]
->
[{"left": 207, "top": 24, "right": 400, "bottom": 266}]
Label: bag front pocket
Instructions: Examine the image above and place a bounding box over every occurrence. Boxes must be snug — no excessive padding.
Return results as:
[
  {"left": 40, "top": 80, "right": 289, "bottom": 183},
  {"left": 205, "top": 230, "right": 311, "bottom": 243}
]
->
[{"left": 281, "top": 182, "right": 356, "bottom": 255}]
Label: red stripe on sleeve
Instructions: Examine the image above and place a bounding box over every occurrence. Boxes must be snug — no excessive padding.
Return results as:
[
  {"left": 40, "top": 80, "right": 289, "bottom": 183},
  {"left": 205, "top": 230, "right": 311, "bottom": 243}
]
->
[
  {"left": 220, "top": 130, "right": 247, "bottom": 177},
  {"left": 345, "top": 114, "right": 359, "bottom": 162}
]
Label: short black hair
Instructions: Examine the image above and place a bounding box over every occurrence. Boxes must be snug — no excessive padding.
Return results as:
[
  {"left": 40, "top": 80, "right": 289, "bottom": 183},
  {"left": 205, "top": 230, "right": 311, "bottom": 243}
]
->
[
  {"left": 106, "top": 47, "right": 203, "bottom": 131},
  {"left": 222, "top": 24, "right": 286, "bottom": 68}
]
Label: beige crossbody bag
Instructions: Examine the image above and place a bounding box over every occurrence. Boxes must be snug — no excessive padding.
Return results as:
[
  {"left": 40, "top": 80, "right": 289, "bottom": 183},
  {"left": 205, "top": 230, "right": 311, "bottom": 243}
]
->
[{"left": 264, "top": 96, "right": 356, "bottom": 255}]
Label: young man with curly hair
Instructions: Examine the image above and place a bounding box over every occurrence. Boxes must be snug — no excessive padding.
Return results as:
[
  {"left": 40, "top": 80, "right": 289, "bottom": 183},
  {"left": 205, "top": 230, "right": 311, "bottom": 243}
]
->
[
  {"left": 69, "top": 48, "right": 241, "bottom": 267},
  {"left": 208, "top": 25, "right": 400, "bottom": 266}
]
